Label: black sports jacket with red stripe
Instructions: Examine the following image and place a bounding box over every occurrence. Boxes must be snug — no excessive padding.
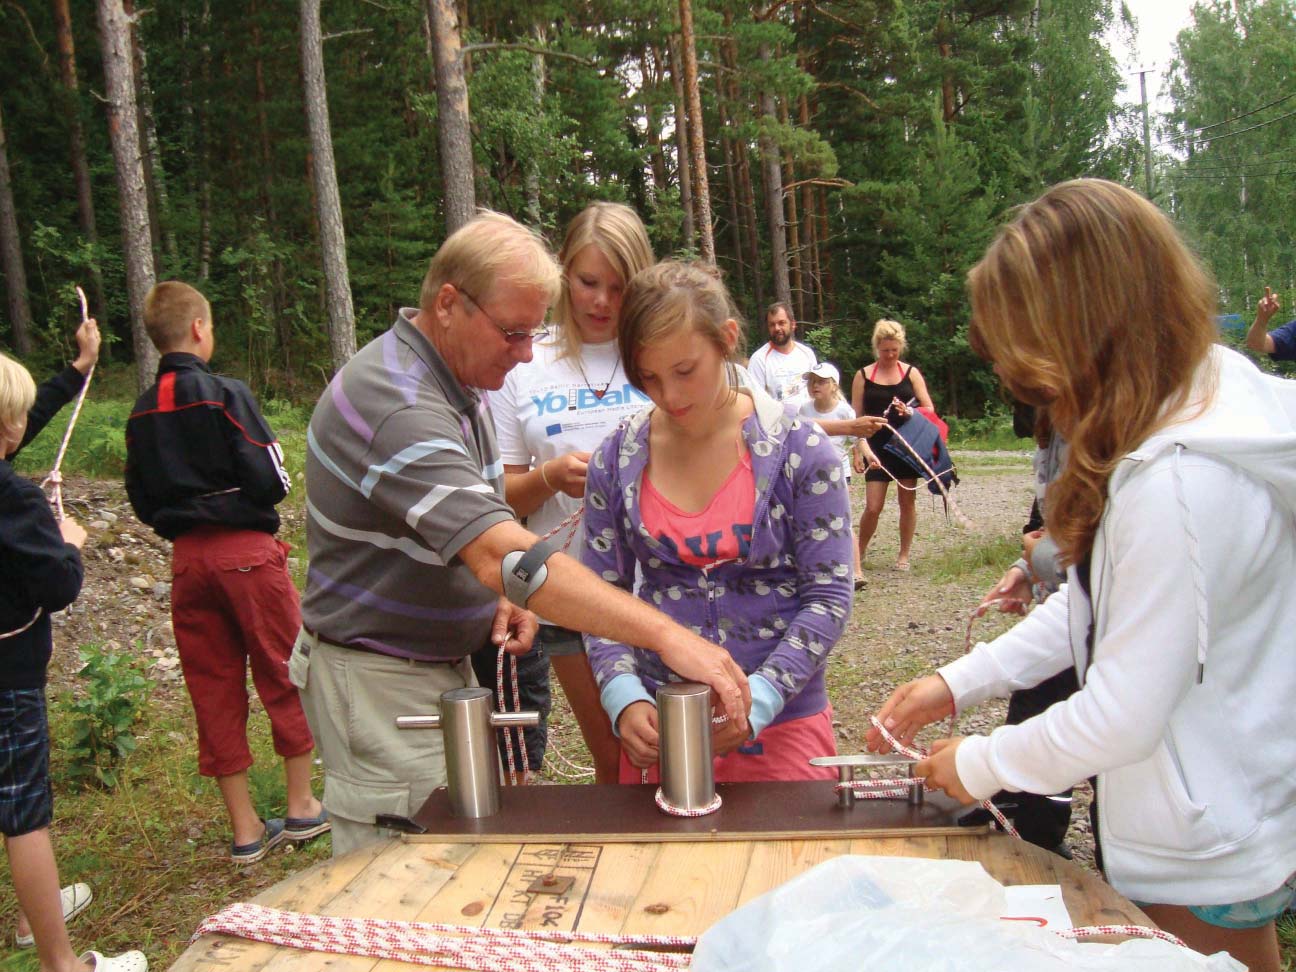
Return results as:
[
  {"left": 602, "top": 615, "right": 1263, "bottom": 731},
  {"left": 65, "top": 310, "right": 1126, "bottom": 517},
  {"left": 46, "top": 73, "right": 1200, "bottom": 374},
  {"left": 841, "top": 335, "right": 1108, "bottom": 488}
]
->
[{"left": 125, "top": 353, "right": 291, "bottom": 540}]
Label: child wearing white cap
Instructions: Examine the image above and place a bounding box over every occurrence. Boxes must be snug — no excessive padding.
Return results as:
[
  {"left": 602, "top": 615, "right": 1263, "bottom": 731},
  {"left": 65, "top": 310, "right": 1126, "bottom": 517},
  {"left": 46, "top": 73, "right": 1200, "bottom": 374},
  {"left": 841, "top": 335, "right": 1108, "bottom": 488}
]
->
[{"left": 799, "top": 362, "right": 865, "bottom": 588}]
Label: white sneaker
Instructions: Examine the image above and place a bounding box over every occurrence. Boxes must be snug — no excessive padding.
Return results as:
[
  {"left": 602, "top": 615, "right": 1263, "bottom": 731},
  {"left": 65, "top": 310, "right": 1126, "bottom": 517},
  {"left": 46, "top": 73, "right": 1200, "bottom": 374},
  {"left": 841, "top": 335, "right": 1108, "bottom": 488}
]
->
[
  {"left": 79, "top": 949, "right": 149, "bottom": 972},
  {"left": 15, "top": 881, "right": 93, "bottom": 948}
]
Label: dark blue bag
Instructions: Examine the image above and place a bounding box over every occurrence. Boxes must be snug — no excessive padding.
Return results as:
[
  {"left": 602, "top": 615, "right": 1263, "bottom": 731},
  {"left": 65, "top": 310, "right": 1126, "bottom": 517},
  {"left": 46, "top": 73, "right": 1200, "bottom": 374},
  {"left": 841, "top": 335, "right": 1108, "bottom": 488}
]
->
[{"left": 880, "top": 410, "right": 958, "bottom": 496}]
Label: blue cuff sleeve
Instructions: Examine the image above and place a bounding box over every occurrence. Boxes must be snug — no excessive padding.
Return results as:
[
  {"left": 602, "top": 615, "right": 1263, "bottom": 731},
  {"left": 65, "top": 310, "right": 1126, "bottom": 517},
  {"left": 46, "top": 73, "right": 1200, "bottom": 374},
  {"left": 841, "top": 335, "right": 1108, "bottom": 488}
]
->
[
  {"left": 748, "top": 674, "right": 785, "bottom": 739},
  {"left": 600, "top": 673, "right": 655, "bottom": 738},
  {"left": 1269, "top": 319, "right": 1296, "bottom": 361}
]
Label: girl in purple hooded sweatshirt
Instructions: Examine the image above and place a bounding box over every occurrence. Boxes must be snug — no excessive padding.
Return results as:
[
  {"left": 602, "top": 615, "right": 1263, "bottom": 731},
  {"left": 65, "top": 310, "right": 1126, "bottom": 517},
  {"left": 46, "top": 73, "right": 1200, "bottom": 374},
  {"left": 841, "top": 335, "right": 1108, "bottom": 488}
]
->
[{"left": 581, "top": 261, "right": 854, "bottom": 783}]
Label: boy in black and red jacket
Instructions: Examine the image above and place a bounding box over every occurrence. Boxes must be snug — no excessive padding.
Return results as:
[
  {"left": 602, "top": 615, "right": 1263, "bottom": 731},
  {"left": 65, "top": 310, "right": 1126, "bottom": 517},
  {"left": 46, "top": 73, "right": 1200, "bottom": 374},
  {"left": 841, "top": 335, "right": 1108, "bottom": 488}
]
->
[{"left": 125, "top": 281, "right": 327, "bottom": 864}]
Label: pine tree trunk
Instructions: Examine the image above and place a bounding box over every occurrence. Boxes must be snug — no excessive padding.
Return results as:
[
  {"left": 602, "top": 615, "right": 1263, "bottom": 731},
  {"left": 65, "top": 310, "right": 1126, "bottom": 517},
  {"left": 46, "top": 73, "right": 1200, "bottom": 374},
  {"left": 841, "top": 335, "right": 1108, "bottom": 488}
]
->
[
  {"left": 714, "top": 67, "right": 745, "bottom": 299},
  {"left": 816, "top": 185, "right": 832, "bottom": 316},
  {"left": 641, "top": 52, "right": 669, "bottom": 199},
  {"left": 797, "top": 92, "right": 819, "bottom": 325},
  {"left": 122, "top": 0, "right": 176, "bottom": 271},
  {"left": 758, "top": 45, "right": 790, "bottom": 312},
  {"left": 52, "top": 0, "right": 107, "bottom": 322},
  {"left": 726, "top": 33, "right": 763, "bottom": 310},
  {"left": 300, "top": 0, "right": 357, "bottom": 371},
  {"left": 97, "top": 0, "right": 157, "bottom": 389},
  {"left": 667, "top": 40, "right": 694, "bottom": 251},
  {"left": 251, "top": 0, "right": 290, "bottom": 370},
  {"left": 0, "top": 102, "right": 32, "bottom": 356},
  {"left": 678, "top": 0, "right": 714, "bottom": 264},
  {"left": 524, "top": 22, "right": 546, "bottom": 227},
  {"left": 196, "top": 0, "right": 211, "bottom": 281},
  {"left": 778, "top": 99, "right": 802, "bottom": 321},
  {"left": 428, "top": 0, "right": 475, "bottom": 234}
]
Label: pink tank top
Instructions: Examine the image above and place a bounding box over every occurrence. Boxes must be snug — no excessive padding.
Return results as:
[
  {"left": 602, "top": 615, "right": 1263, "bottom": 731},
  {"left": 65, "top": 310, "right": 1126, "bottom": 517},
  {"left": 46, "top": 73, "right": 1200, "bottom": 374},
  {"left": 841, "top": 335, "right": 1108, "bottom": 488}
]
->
[{"left": 641, "top": 450, "right": 755, "bottom": 567}]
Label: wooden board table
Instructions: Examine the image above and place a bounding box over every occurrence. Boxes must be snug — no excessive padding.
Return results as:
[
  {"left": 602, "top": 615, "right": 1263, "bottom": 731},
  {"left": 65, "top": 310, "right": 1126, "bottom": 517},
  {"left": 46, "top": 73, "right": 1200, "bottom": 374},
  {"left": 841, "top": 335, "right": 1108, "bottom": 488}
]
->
[{"left": 170, "top": 783, "right": 1155, "bottom": 971}]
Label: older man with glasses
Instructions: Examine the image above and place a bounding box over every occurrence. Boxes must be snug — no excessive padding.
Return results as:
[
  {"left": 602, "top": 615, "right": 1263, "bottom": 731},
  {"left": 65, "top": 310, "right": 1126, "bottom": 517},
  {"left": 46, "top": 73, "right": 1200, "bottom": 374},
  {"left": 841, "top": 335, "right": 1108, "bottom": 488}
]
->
[{"left": 292, "top": 211, "right": 751, "bottom": 855}]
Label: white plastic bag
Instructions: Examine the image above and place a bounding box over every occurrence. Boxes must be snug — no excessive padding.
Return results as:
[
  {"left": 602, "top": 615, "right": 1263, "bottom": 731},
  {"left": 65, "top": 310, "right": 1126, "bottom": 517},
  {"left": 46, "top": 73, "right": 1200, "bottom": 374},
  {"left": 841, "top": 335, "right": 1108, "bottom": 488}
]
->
[{"left": 691, "top": 856, "right": 1244, "bottom": 972}]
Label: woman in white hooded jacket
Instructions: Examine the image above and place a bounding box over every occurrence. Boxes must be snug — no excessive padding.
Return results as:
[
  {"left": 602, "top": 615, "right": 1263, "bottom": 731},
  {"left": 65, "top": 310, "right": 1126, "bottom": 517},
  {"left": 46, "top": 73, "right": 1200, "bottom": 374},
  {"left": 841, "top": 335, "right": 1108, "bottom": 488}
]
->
[{"left": 869, "top": 179, "right": 1296, "bottom": 971}]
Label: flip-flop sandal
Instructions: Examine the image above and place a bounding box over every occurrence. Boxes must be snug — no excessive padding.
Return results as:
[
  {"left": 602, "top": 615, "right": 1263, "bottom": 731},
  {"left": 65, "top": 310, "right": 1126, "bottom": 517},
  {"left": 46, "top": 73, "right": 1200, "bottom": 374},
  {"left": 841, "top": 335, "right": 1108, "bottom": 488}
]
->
[
  {"left": 894, "top": 560, "right": 911, "bottom": 571},
  {"left": 15, "top": 882, "right": 92, "bottom": 948},
  {"left": 79, "top": 949, "right": 149, "bottom": 971}
]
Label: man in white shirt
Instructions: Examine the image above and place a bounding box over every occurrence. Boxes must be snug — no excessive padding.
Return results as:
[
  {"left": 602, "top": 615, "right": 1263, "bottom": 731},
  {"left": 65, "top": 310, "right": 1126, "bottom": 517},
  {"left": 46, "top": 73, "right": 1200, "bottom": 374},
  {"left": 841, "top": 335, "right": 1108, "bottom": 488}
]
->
[{"left": 747, "top": 302, "right": 817, "bottom": 407}]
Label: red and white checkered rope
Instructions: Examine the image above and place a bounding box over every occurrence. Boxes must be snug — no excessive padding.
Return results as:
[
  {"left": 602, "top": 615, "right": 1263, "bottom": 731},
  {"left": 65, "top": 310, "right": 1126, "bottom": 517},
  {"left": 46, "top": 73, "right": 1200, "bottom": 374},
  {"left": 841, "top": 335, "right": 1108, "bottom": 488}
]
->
[
  {"left": 653, "top": 787, "right": 722, "bottom": 816},
  {"left": 194, "top": 900, "right": 1188, "bottom": 962},
  {"left": 497, "top": 505, "right": 589, "bottom": 786},
  {"left": 40, "top": 286, "right": 95, "bottom": 522},
  {"left": 1059, "top": 924, "right": 1187, "bottom": 948},
  {"left": 868, "top": 715, "right": 1021, "bottom": 839},
  {"left": 497, "top": 645, "right": 528, "bottom": 786},
  {"left": 834, "top": 777, "right": 919, "bottom": 800},
  {"left": 192, "top": 902, "right": 693, "bottom": 972}
]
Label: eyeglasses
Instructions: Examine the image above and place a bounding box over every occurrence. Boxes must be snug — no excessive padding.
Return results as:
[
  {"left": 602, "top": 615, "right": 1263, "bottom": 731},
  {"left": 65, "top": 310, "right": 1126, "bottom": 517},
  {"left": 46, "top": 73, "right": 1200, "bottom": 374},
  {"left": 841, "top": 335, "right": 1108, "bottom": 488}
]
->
[{"left": 456, "top": 286, "right": 550, "bottom": 345}]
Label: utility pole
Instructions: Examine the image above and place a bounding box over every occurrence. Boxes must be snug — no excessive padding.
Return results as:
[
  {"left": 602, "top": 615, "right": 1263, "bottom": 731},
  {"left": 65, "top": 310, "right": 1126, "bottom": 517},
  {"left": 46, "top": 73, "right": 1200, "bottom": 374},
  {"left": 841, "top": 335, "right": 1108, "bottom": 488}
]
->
[{"left": 1138, "top": 68, "right": 1154, "bottom": 197}]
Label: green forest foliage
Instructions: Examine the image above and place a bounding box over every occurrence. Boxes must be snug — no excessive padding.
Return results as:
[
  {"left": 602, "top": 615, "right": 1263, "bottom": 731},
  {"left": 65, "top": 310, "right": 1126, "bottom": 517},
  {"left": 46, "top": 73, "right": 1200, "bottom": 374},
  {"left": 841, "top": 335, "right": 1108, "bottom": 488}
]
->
[{"left": 0, "top": 0, "right": 1291, "bottom": 413}]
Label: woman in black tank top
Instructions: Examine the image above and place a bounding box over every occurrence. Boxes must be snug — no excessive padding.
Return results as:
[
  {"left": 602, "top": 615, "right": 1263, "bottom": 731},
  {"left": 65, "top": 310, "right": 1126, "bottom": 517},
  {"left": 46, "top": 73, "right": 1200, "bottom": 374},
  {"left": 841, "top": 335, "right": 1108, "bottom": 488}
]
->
[{"left": 849, "top": 319, "right": 934, "bottom": 571}]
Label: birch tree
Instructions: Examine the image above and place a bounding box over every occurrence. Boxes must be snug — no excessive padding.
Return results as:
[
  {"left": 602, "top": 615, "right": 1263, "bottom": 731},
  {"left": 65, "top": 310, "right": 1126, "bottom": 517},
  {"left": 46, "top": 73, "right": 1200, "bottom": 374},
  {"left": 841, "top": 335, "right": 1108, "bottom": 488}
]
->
[
  {"left": 97, "top": 0, "right": 157, "bottom": 388},
  {"left": 300, "top": 0, "right": 356, "bottom": 371}
]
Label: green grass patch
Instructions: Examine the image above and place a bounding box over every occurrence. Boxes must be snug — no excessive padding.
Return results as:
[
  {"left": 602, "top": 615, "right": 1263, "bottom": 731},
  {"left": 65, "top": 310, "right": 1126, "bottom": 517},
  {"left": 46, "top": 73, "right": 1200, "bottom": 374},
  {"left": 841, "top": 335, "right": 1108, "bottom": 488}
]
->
[
  {"left": 945, "top": 412, "right": 1033, "bottom": 452},
  {"left": 13, "top": 399, "right": 131, "bottom": 480},
  {"left": 0, "top": 663, "right": 331, "bottom": 969},
  {"left": 919, "top": 533, "right": 1023, "bottom": 585}
]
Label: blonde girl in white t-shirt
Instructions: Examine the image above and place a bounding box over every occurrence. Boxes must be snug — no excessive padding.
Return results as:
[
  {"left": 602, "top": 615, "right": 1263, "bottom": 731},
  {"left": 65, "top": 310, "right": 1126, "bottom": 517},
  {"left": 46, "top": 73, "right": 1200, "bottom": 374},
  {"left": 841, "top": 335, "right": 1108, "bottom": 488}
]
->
[{"left": 490, "top": 202, "right": 654, "bottom": 783}]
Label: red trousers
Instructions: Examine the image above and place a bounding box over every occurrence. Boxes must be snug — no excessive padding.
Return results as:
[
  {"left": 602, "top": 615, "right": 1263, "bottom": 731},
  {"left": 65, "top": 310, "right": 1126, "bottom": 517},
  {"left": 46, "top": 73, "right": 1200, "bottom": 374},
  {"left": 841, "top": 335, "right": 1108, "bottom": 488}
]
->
[{"left": 171, "top": 527, "right": 314, "bottom": 777}]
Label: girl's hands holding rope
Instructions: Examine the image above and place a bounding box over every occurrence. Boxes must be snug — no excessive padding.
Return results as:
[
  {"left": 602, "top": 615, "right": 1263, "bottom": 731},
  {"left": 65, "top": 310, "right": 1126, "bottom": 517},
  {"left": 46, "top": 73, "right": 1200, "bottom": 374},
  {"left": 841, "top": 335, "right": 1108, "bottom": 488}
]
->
[
  {"left": 914, "top": 738, "right": 974, "bottom": 804},
  {"left": 59, "top": 516, "right": 87, "bottom": 549},
  {"left": 866, "top": 674, "right": 954, "bottom": 754},
  {"left": 977, "top": 566, "right": 1032, "bottom": 617},
  {"left": 541, "top": 451, "right": 592, "bottom": 499},
  {"left": 617, "top": 702, "right": 659, "bottom": 768},
  {"left": 710, "top": 713, "right": 748, "bottom": 757},
  {"left": 72, "top": 317, "right": 101, "bottom": 374},
  {"left": 852, "top": 444, "right": 881, "bottom": 475}
]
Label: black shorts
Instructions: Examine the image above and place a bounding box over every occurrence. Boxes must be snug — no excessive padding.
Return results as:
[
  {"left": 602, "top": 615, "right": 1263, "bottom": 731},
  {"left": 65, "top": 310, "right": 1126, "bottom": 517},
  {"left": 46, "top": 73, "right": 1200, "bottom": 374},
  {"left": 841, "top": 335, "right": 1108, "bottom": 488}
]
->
[
  {"left": 864, "top": 447, "right": 921, "bottom": 483},
  {"left": 0, "top": 687, "right": 53, "bottom": 837}
]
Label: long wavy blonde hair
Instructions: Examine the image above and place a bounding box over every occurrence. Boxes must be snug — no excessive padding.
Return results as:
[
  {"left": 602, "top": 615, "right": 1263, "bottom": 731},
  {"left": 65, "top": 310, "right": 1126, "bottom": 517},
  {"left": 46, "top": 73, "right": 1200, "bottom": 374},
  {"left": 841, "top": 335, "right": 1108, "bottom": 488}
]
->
[
  {"left": 553, "top": 202, "right": 654, "bottom": 362},
  {"left": 968, "top": 179, "right": 1218, "bottom": 565}
]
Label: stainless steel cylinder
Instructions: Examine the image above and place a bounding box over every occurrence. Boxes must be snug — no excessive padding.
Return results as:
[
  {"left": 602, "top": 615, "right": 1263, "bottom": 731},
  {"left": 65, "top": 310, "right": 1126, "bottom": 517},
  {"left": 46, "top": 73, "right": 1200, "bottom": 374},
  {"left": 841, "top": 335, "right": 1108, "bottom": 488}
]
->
[
  {"left": 657, "top": 682, "right": 715, "bottom": 811},
  {"left": 439, "top": 687, "right": 502, "bottom": 818},
  {"left": 907, "top": 762, "right": 924, "bottom": 807}
]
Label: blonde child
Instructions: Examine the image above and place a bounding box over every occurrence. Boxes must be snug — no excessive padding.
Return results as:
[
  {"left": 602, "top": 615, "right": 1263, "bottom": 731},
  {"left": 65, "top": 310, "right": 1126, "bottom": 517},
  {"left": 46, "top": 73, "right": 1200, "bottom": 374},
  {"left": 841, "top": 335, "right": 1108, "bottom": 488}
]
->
[
  {"left": 798, "top": 363, "right": 865, "bottom": 588},
  {"left": 2, "top": 351, "right": 147, "bottom": 971}
]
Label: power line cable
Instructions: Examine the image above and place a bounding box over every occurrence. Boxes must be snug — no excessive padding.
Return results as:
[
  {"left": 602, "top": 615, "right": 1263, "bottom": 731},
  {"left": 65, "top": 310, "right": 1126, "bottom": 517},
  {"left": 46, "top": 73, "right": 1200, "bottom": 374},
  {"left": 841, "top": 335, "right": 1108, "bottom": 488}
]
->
[
  {"left": 1176, "top": 107, "right": 1296, "bottom": 148},
  {"left": 1160, "top": 91, "right": 1296, "bottom": 144},
  {"left": 1175, "top": 157, "right": 1296, "bottom": 171}
]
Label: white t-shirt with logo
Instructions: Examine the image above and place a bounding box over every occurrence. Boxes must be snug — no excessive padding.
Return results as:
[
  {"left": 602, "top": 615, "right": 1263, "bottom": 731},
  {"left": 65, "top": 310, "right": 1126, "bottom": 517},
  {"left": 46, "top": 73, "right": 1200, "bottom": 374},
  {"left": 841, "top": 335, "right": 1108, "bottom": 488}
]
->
[
  {"left": 747, "top": 341, "right": 817, "bottom": 408},
  {"left": 799, "top": 398, "right": 857, "bottom": 481},
  {"left": 491, "top": 337, "right": 651, "bottom": 550}
]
